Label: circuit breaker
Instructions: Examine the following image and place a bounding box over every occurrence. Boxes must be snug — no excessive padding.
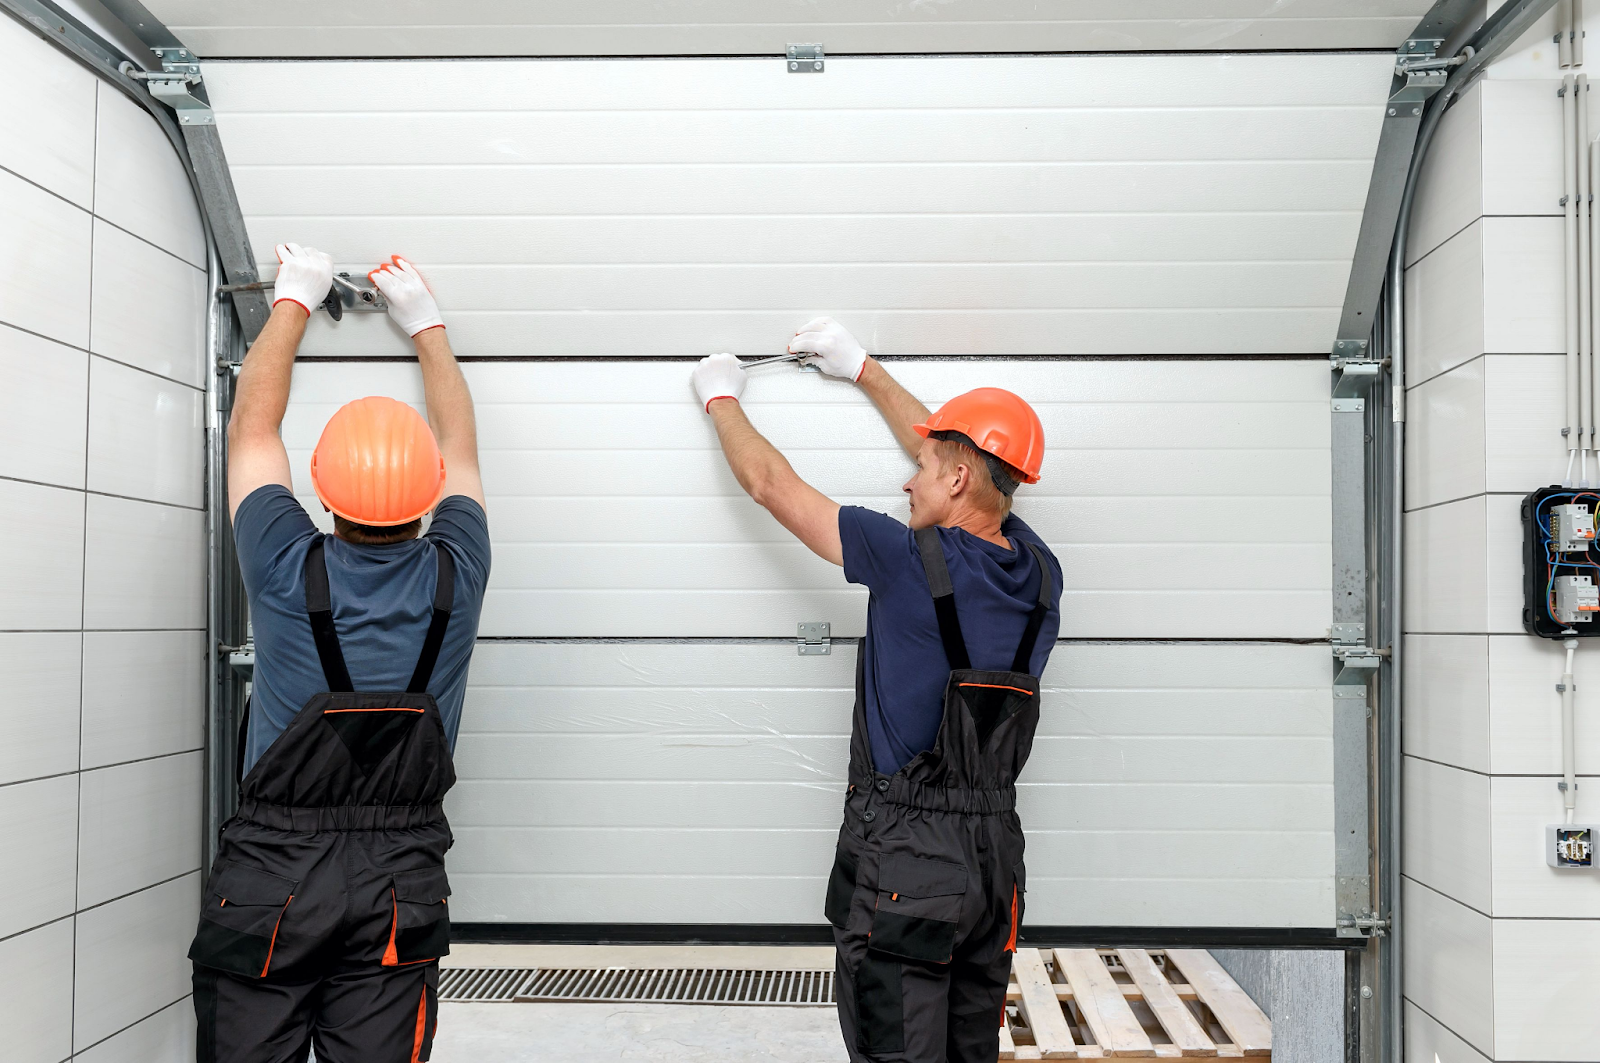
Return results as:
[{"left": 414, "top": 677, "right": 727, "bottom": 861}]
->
[{"left": 1523, "top": 487, "right": 1600, "bottom": 637}]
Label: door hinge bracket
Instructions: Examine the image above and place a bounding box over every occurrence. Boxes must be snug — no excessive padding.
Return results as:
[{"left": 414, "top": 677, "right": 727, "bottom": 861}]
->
[
  {"left": 798, "top": 621, "right": 831, "bottom": 655},
  {"left": 136, "top": 46, "right": 214, "bottom": 125},
  {"left": 787, "top": 43, "right": 824, "bottom": 73}
]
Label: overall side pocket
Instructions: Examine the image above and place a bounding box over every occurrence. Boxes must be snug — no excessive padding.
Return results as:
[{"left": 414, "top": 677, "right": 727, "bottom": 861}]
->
[
  {"left": 384, "top": 866, "right": 452, "bottom": 965},
  {"left": 867, "top": 854, "right": 968, "bottom": 964},
  {"left": 824, "top": 843, "right": 859, "bottom": 929},
  {"left": 188, "top": 863, "right": 297, "bottom": 978}
]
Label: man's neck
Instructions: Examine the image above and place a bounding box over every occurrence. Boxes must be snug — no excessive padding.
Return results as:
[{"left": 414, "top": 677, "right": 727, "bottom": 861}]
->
[{"left": 942, "top": 508, "right": 1010, "bottom": 549}]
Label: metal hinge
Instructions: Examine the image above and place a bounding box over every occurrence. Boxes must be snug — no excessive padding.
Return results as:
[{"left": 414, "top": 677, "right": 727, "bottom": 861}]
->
[
  {"left": 787, "top": 43, "right": 824, "bottom": 73},
  {"left": 129, "top": 47, "right": 214, "bottom": 125},
  {"left": 1337, "top": 909, "right": 1390, "bottom": 938},
  {"left": 797, "top": 621, "right": 831, "bottom": 655},
  {"left": 1331, "top": 342, "right": 1385, "bottom": 399}
]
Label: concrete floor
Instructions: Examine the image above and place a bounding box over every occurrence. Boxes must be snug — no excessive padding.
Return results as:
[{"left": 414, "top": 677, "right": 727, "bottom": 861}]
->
[{"left": 432, "top": 1003, "right": 847, "bottom": 1062}]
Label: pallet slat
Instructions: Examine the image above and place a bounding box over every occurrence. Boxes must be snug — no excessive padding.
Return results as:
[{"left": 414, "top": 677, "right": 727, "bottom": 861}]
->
[
  {"left": 1054, "top": 949, "right": 1155, "bottom": 1057},
  {"left": 1164, "top": 950, "right": 1273, "bottom": 1056},
  {"left": 1115, "top": 949, "right": 1217, "bottom": 1057},
  {"left": 1014, "top": 948, "right": 1082, "bottom": 1059}
]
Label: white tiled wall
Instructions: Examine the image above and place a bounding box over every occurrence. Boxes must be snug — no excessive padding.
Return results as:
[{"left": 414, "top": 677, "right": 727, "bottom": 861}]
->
[
  {"left": 0, "top": 12, "right": 205, "bottom": 1061},
  {"left": 1401, "top": 16, "right": 1600, "bottom": 1057}
]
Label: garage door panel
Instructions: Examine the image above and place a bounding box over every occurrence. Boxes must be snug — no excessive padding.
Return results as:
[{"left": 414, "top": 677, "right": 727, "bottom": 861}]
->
[
  {"left": 443, "top": 641, "right": 1333, "bottom": 926},
  {"left": 204, "top": 54, "right": 1395, "bottom": 112},
  {"left": 232, "top": 213, "right": 1363, "bottom": 268},
  {"left": 220, "top": 108, "right": 1381, "bottom": 167}
]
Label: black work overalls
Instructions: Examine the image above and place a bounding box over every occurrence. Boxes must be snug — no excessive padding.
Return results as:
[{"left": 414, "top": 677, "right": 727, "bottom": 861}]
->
[
  {"left": 827, "top": 527, "right": 1052, "bottom": 1063},
  {"left": 190, "top": 537, "right": 458, "bottom": 1063}
]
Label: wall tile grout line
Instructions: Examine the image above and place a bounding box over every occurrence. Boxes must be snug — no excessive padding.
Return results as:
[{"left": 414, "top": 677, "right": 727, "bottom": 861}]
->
[
  {"left": 0, "top": 165, "right": 204, "bottom": 274},
  {"left": 0, "top": 912, "right": 75, "bottom": 948},
  {"left": 0, "top": 474, "right": 205, "bottom": 513},
  {"left": 0, "top": 751, "right": 205, "bottom": 793},
  {"left": 1402, "top": 998, "right": 1496, "bottom": 1063},
  {"left": 1402, "top": 873, "right": 1492, "bottom": 920},
  {"left": 72, "top": 869, "right": 200, "bottom": 921},
  {"left": 0, "top": 321, "right": 207, "bottom": 393},
  {"left": 68, "top": 995, "right": 193, "bottom": 1060},
  {"left": 87, "top": 351, "right": 208, "bottom": 394}
]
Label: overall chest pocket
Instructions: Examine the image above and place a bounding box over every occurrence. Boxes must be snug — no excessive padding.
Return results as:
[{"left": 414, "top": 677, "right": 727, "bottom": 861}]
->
[
  {"left": 868, "top": 854, "right": 968, "bottom": 964},
  {"left": 188, "top": 863, "right": 297, "bottom": 978},
  {"left": 384, "top": 866, "right": 452, "bottom": 965}
]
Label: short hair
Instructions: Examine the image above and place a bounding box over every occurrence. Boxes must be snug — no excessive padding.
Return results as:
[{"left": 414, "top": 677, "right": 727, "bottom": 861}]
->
[
  {"left": 930, "top": 438, "right": 1021, "bottom": 519},
  {"left": 332, "top": 514, "right": 423, "bottom": 546}
]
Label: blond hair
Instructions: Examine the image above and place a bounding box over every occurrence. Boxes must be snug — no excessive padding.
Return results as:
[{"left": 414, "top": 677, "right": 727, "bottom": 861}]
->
[{"left": 930, "top": 438, "right": 1019, "bottom": 518}]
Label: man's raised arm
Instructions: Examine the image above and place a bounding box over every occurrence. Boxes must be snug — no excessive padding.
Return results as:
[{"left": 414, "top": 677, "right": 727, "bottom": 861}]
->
[
  {"left": 787, "top": 317, "right": 929, "bottom": 457},
  {"left": 692, "top": 353, "right": 842, "bottom": 566},
  {"left": 370, "top": 257, "right": 486, "bottom": 511},
  {"left": 227, "top": 243, "right": 333, "bottom": 520}
]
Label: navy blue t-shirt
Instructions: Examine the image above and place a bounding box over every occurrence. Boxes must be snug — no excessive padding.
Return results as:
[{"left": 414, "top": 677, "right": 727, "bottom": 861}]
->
[
  {"left": 234, "top": 485, "right": 491, "bottom": 774},
  {"left": 840, "top": 507, "right": 1063, "bottom": 776}
]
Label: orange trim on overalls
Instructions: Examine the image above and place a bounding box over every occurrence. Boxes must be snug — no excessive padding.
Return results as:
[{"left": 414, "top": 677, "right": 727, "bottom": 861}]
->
[
  {"left": 958, "top": 682, "right": 1035, "bottom": 697},
  {"left": 1005, "top": 885, "right": 1019, "bottom": 952},
  {"left": 323, "top": 707, "right": 425, "bottom": 714},
  {"left": 260, "top": 896, "right": 293, "bottom": 976},
  {"left": 410, "top": 985, "right": 428, "bottom": 1063}
]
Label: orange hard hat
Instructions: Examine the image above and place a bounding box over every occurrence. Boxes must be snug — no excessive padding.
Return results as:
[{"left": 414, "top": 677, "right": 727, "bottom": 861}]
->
[
  {"left": 311, "top": 396, "right": 446, "bottom": 526},
  {"left": 913, "top": 387, "right": 1045, "bottom": 486}
]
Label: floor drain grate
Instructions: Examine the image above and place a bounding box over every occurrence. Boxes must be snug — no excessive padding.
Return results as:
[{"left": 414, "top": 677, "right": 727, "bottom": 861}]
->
[{"left": 439, "top": 967, "right": 835, "bottom": 1007}]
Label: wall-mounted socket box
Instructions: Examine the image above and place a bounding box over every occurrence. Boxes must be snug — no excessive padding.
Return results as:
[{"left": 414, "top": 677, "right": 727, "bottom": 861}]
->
[
  {"left": 1547, "top": 824, "right": 1597, "bottom": 868},
  {"left": 1523, "top": 487, "right": 1600, "bottom": 638}
]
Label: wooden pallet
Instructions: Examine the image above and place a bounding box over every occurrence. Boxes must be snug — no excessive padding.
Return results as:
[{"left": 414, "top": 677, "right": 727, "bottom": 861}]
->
[{"left": 1001, "top": 948, "right": 1271, "bottom": 1059}]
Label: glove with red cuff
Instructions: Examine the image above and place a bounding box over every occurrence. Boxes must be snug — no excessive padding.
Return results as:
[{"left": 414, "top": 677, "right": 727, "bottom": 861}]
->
[
  {"left": 271, "top": 243, "right": 334, "bottom": 318},
  {"left": 692, "top": 353, "right": 747, "bottom": 412},
  {"left": 788, "top": 317, "right": 867, "bottom": 382},
  {"left": 369, "top": 256, "right": 445, "bottom": 337}
]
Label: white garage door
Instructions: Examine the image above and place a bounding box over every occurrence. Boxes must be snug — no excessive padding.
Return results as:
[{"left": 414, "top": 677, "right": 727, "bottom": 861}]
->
[{"left": 210, "top": 51, "right": 1383, "bottom": 930}]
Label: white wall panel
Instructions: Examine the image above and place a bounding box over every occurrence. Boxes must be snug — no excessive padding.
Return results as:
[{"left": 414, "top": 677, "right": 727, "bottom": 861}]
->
[
  {"left": 91, "top": 85, "right": 205, "bottom": 267},
  {"left": 1402, "top": 757, "right": 1491, "bottom": 915},
  {"left": 82, "top": 495, "right": 204, "bottom": 631},
  {"left": 0, "top": 478, "right": 85, "bottom": 630},
  {"left": 86, "top": 356, "right": 205, "bottom": 509},
  {"left": 1490, "top": 775, "right": 1600, "bottom": 919},
  {"left": 1483, "top": 216, "right": 1564, "bottom": 355},
  {"left": 0, "top": 775, "right": 79, "bottom": 939},
  {"left": 0, "top": 13, "right": 97, "bottom": 208},
  {"left": 73, "top": 873, "right": 200, "bottom": 1051},
  {"left": 1403, "top": 635, "right": 1490, "bottom": 776},
  {"left": 1406, "top": 357, "right": 1487, "bottom": 511},
  {"left": 1404, "top": 1001, "right": 1492, "bottom": 1063},
  {"left": 155, "top": 2, "right": 1431, "bottom": 57},
  {"left": 76, "top": 753, "right": 201, "bottom": 910},
  {"left": 1404, "top": 222, "right": 1485, "bottom": 388},
  {"left": 1488, "top": 634, "right": 1600, "bottom": 776},
  {"left": 1405, "top": 84, "right": 1483, "bottom": 269},
  {"left": 284, "top": 359, "right": 1329, "bottom": 639},
  {"left": 205, "top": 54, "right": 1387, "bottom": 357},
  {"left": 1492, "top": 918, "right": 1600, "bottom": 1059},
  {"left": 80, "top": 631, "right": 204, "bottom": 769},
  {"left": 1402, "top": 878, "right": 1495, "bottom": 1058},
  {"left": 0, "top": 632, "right": 81, "bottom": 786},
  {"left": 1405, "top": 496, "right": 1489, "bottom": 635},
  {"left": 1481, "top": 79, "right": 1564, "bottom": 218},
  {"left": 0, "top": 919, "right": 74, "bottom": 1063},
  {"left": 449, "top": 641, "right": 1332, "bottom": 927},
  {"left": 88, "top": 220, "right": 208, "bottom": 388},
  {"left": 0, "top": 326, "right": 88, "bottom": 490},
  {"left": 0, "top": 166, "right": 92, "bottom": 349},
  {"left": 74, "top": 1000, "right": 194, "bottom": 1063}
]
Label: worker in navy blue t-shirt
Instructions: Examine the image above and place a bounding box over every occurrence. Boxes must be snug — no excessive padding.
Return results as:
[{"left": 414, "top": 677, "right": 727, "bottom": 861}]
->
[
  {"left": 189, "top": 246, "right": 488, "bottom": 1063},
  {"left": 692, "top": 319, "right": 1062, "bottom": 1063}
]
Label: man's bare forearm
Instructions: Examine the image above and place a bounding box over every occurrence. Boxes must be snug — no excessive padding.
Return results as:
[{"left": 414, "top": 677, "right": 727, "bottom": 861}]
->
[
  {"left": 708, "top": 397, "right": 793, "bottom": 505},
  {"left": 414, "top": 328, "right": 477, "bottom": 456},
  {"left": 857, "top": 357, "right": 930, "bottom": 458},
  {"left": 230, "top": 303, "right": 307, "bottom": 438}
]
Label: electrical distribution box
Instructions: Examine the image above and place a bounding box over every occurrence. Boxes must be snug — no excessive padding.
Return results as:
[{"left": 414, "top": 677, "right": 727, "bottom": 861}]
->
[
  {"left": 1522, "top": 487, "right": 1600, "bottom": 638},
  {"left": 1548, "top": 824, "right": 1597, "bottom": 868}
]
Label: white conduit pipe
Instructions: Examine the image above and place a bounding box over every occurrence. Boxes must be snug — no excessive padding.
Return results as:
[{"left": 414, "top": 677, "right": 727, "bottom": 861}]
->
[
  {"left": 1580, "top": 0, "right": 1589, "bottom": 68},
  {"left": 1563, "top": 0, "right": 1576, "bottom": 67},
  {"left": 1564, "top": 638, "right": 1580, "bottom": 824},
  {"left": 1566, "top": 76, "right": 1581, "bottom": 485},
  {"left": 1592, "top": 136, "right": 1600, "bottom": 464},
  {"left": 1582, "top": 74, "right": 1593, "bottom": 485}
]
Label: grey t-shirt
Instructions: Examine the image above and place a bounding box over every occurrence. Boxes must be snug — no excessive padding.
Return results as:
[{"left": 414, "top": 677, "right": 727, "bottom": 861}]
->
[{"left": 234, "top": 485, "right": 491, "bottom": 774}]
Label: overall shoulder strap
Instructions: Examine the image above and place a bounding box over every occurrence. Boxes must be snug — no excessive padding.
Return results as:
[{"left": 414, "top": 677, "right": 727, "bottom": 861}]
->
[
  {"left": 1010, "top": 542, "right": 1055, "bottom": 674},
  {"left": 304, "top": 537, "right": 354, "bottom": 692},
  {"left": 915, "top": 526, "right": 971, "bottom": 671},
  {"left": 407, "top": 540, "right": 456, "bottom": 694}
]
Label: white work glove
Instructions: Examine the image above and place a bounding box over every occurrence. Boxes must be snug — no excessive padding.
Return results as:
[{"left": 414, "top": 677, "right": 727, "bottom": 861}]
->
[
  {"left": 692, "top": 353, "right": 747, "bottom": 412},
  {"left": 271, "top": 243, "right": 333, "bottom": 318},
  {"left": 368, "top": 256, "right": 445, "bottom": 337},
  {"left": 789, "top": 317, "right": 867, "bottom": 382}
]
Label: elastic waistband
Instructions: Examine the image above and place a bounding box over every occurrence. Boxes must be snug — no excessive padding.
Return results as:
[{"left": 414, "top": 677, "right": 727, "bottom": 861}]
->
[
  {"left": 852, "top": 773, "right": 1016, "bottom": 815},
  {"left": 235, "top": 800, "right": 447, "bottom": 832}
]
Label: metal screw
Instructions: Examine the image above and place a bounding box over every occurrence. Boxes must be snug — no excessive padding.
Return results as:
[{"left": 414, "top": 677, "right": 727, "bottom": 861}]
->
[
  {"left": 1360, "top": 986, "right": 1373, "bottom": 999},
  {"left": 1413, "top": 106, "right": 1421, "bottom": 115},
  {"left": 789, "top": 61, "right": 799, "bottom": 70},
  {"left": 1388, "top": 108, "right": 1397, "bottom": 116},
  {"left": 813, "top": 61, "right": 823, "bottom": 70}
]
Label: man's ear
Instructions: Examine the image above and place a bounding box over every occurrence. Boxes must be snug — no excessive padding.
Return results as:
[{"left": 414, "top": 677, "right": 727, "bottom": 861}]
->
[{"left": 947, "top": 461, "right": 971, "bottom": 499}]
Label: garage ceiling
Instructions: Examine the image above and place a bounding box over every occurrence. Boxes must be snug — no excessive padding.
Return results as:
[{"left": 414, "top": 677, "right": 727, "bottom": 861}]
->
[{"left": 141, "top": 0, "right": 1437, "bottom": 58}]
